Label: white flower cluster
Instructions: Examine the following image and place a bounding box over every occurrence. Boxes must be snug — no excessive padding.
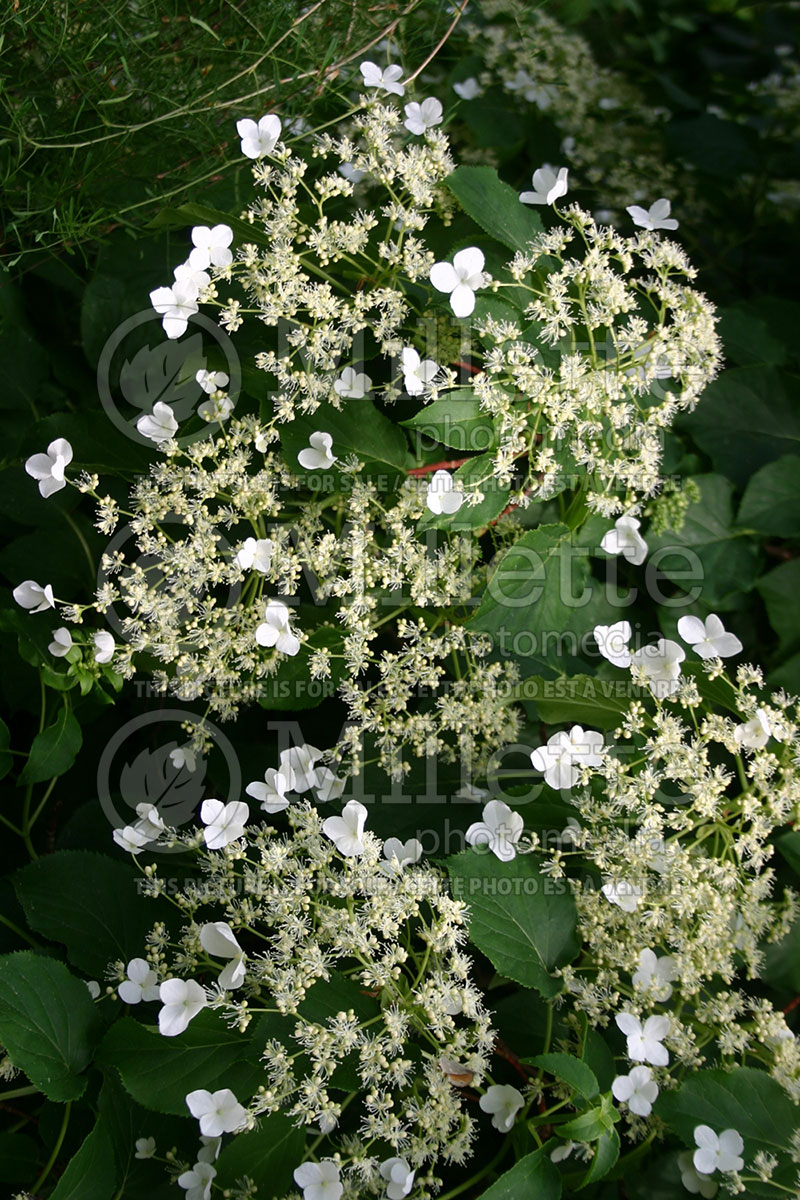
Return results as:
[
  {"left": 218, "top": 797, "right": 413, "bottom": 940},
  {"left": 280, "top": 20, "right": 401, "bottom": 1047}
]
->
[
  {"left": 457, "top": 0, "right": 682, "bottom": 213},
  {"left": 544, "top": 656, "right": 800, "bottom": 1101},
  {"left": 126, "top": 801, "right": 494, "bottom": 1195}
]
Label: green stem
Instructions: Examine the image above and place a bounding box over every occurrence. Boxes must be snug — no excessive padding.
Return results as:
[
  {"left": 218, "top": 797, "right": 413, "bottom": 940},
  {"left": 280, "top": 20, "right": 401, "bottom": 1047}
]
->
[
  {"left": 0, "top": 914, "right": 42, "bottom": 949},
  {"left": 0, "top": 1084, "right": 39, "bottom": 1101},
  {"left": 33, "top": 1099, "right": 71, "bottom": 1192}
]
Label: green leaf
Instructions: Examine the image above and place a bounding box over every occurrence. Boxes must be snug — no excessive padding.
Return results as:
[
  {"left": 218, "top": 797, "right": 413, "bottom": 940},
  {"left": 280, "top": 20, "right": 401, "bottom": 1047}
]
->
[
  {"left": 13, "top": 852, "right": 157, "bottom": 978},
  {"left": 49, "top": 1123, "right": 117, "bottom": 1200},
  {"left": 477, "top": 1147, "right": 561, "bottom": 1200},
  {"left": 657, "top": 1067, "right": 799, "bottom": 1196},
  {"left": 645, "top": 474, "right": 759, "bottom": 610},
  {"left": 718, "top": 306, "right": 787, "bottom": 368},
  {"left": 447, "top": 852, "right": 579, "bottom": 997},
  {"left": 559, "top": 1094, "right": 617, "bottom": 1142},
  {"left": 682, "top": 368, "right": 800, "bottom": 487},
  {"left": 20, "top": 708, "right": 82, "bottom": 784},
  {"left": 214, "top": 1111, "right": 305, "bottom": 1193},
  {"left": 278, "top": 396, "right": 411, "bottom": 483},
  {"left": 402, "top": 387, "right": 497, "bottom": 452},
  {"left": 578, "top": 1127, "right": 620, "bottom": 1188},
  {"left": 95, "top": 1010, "right": 265, "bottom": 1115},
  {"left": 0, "top": 952, "right": 102, "bottom": 1101},
  {"left": 524, "top": 1052, "right": 598, "bottom": 1100},
  {"left": 776, "top": 830, "right": 800, "bottom": 877},
  {"left": 445, "top": 165, "right": 544, "bottom": 253},
  {"left": 665, "top": 113, "right": 759, "bottom": 177},
  {"left": 756, "top": 558, "right": 800, "bottom": 653},
  {"left": 467, "top": 524, "right": 604, "bottom": 671},
  {"left": 515, "top": 674, "right": 638, "bottom": 729},
  {"left": 737, "top": 455, "right": 800, "bottom": 536}
]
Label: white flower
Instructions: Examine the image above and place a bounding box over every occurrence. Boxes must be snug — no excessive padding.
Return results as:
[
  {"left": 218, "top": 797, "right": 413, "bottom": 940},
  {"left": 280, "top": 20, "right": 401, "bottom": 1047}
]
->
[
  {"left": 255, "top": 599, "right": 300, "bottom": 656},
  {"left": 615, "top": 1013, "right": 670, "bottom": 1066},
  {"left": 612, "top": 1065, "right": 659, "bottom": 1117},
  {"left": 118, "top": 958, "right": 160, "bottom": 1004},
  {"left": 453, "top": 77, "right": 483, "bottom": 100},
  {"left": 479, "top": 1084, "right": 524, "bottom": 1132},
  {"left": 602, "top": 879, "right": 643, "bottom": 913},
  {"left": 380, "top": 837, "right": 423, "bottom": 876},
  {"left": 631, "top": 638, "right": 685, "bottom": 699},
  {"left": 149, "top": 281, "right": 198, "bottom": 339},
  {"left": 455, "top": 782, "right": 486, "bottom": 802},
  {"left": 403, "top": 97, "right": 443, "bottom": 134},
  {"left": 86, "top": 980, "right": 101, "bottom": 999},
  {"left": 677, "top": 614, "right": 742, "bottom": 660},
  {"left": 178, "top": 1161, "right": 216, "bottom": 1200},
  {"left": 197, "top": 1136, "right": 222, "bottom": 1164},
  {"left": 133, "top": 803, "right": 166, "bottom": 841},
  {"left": 93, "top": 631, "right": 115, "bottom": 664},
  {"left": 281, "top": 744, "right": 323, "bottom": 792},
  {"left": 380, "top": 1157, "right": 416, "bottom": 1199},
  {"left": 632, "top": 948, "right": 678, "bottom": 1002},
  {"left": 465, "top": 799, "right": 524, "bottom": 862},
  {"left": 693, "top": 1126, "right": 744, "bottom": 1176},
  {"left": 196, "top": 369, "right": 230, "bottom": 394},
  {"left": 158, "top": 978, "right": 207, "bottom": 1036},
  {"left": 504, "top": 69, "right": 553, "bottom": 107},
  {"left": 593, "top": 621, "right": 632, "bottom": 668},
  {"left": 186, "top": 1087, "right": 246, "bottom": 1137},
  {"left": 601, "top": 515, "right": 648, "bottom": 566},
  {"left": 13, "top": 580, "right": 55, "bottom": 612},
  {"left": 170, "top": 750, "right": 194, "bottom": 779},
  {"left": 293, "top": 1160, "right": 343, "bottom": 1200},
  {"left": 322, "top": 800, "right": 368, "bottom": 856},
  {"left": 137, "top": 401, "right": 179, "bottom": 443},
  {"left": 678, "top": 1152, "right": 718, "bottom": 1197},
  {"left": 333, "top": 367, "right": 371, "bottom": 399},
  {"left": 315, "top": 766, "right": 346, "bottom": 803},
  {"left": 559, "top": 817, "right": 582, "bottom": 845},
  {"left": 627, "top": 198, "right": 679, "bottom": 231},
  {"left": 48, "top": 628, "right": 73, "bottom": 658},
  {"left": 402, "top": 347, "right": 438, "bottom": 395},
  {"left": 530, "top": 726, "right": 605, "bottom": 790},
  {"left": 198, "top": 392, "right": 235, "bottom": 424},
  {"left": 425, "top": 469, "right": 463, "bottom": 515},
  {"left": 174, "top": 261, "right": 210, "bottom": 292},
  {"left": 135, "top": 1137, "right": 156, "bottom": 1159},
  {"left": 236, "top": 113, "right": 281, "bottom": 158},
  {"left": 550, "top": 1142, "right": 576, "bottom": 1163},
  {"left": 246, "top": 766, "right": 295, "bottom": 813},
  {"left": 429, "top": 247, "right": 486, "bottom": 317},
  {"left": 298, "top": 431, "right": 337, "bottom": 470},
  {"left": 235, "top": 537, "right": 274, "bottom": 573},
  {"left": 200, "top": 799, "right": 249, "bottom": 849},
  {"left": 734, "top": 708, "right": 771, "bottom": 750},
  {"left": 112, "top": 824, "right": 150, "bottom": 854},
  {"left": 199, "top": 922, "right": 246, "bottom": 990},
  {"left": 338, "top": 162, "right": 366, "bottom": 184},
  {"left": 359, "top": 61, "right": 405, "bottom": 96},
  {"left": 25, "top": 438, "right": 73, "bottom": 498},
  {"left": 189, "top": 224, "right": 233, "bottom": 271},
  {"left": 520, "top": 164, "right": 569, "bottom": 205}
]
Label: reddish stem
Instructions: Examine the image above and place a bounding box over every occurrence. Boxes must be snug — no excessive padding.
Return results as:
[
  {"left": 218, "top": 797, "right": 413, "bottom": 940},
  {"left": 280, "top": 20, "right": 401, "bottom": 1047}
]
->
[{"left": 407, "top": 457, "right": 470, "bottom": 477}]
